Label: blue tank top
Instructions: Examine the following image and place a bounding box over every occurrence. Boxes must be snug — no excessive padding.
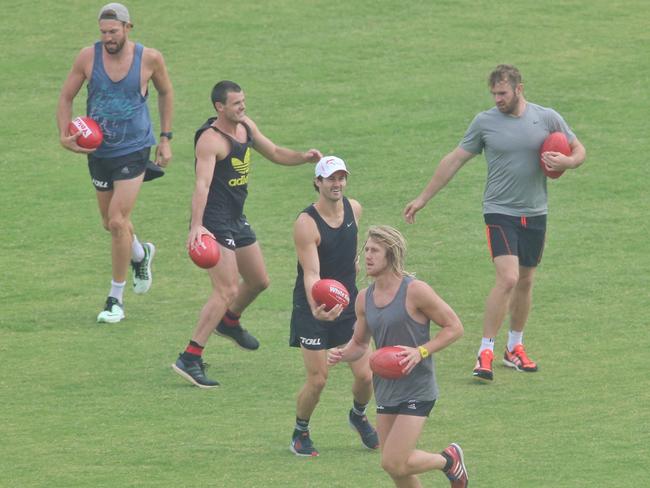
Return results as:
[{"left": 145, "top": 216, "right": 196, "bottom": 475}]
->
[
  {"left": 365, "top": 276, "right": 438, "bottom": 404},
  {"left": 87, "top": 42, "right": 156, "bottom": 158}
]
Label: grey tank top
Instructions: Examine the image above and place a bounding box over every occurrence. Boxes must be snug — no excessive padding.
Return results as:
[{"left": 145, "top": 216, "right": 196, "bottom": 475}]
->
[{"left": 365, "top": 276, "right": 438, "bottom": 405}]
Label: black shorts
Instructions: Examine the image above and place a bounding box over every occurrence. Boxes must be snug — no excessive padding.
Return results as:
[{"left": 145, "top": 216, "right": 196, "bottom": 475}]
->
[
  {"left": 289, "top": 302, "right": 355, "bottom": 350},
  {"left": 87, "top": 147, "right": 149, "bottom": 191},
  {"left": 376, "top": 399, "right": 436, "bottom": 417},
  {"left": 484, "top": 213, "right": 547, "bottom": 267},
  {"left": 203, "top": 215, "right": 257, "bottom": 251}
]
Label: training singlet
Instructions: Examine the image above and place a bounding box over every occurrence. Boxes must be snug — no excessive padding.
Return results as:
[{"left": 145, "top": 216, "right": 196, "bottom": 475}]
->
[
  {"left": 87, "top": 42, "right": 156, "bottom": 158},
  {"left": 194, "top": 118, "right": 254, "bottom": 222},
  {"left": 292, "top": 197, "right": 358, "bottom": 323},
  {"left": 365, "top": 276, "right": 438, "bottom": 405},
  {"left": 460, "top": 102, "right": 575, "bottom": 217}
]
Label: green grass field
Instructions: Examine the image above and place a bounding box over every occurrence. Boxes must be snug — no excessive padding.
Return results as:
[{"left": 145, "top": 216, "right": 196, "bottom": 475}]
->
[{"left": 2, "top": 0, "right": 649, "bottom": 486}]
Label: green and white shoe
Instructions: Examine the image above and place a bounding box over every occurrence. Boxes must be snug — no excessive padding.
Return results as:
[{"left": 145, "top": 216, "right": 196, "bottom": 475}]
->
[
  {"left": 131, "top": 242, "right": 155, "bottom": 294},
  {"left": 97, "top": 297, "right": 125, "bottom": 323}
]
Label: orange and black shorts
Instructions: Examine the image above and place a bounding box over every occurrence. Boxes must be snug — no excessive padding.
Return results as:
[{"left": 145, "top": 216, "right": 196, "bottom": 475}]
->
[{"left": 484, "top": 213, "right": 547, "bottom": 267}]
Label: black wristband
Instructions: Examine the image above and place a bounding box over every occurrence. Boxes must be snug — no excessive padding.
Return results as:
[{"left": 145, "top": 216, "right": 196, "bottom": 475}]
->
[{"left": 159, "top": 131, "right": 173, "bottom": 140}]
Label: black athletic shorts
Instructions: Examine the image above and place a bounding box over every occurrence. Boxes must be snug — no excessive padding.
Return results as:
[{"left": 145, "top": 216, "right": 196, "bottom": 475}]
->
[
  {"left": 484, "top": 213, "right": 547, "bottom": 267},
  {"left": 376, "top": 399, "right": 436, "bottom": 417},
  {"left": 203, "top": 215, "right": 257, "bottom": 251},
  {"left": 289, "top": 302, "right": 355, "bottom": 350},
  {"left": 87, "top": 147, "right": 149, "bottom": 191}
]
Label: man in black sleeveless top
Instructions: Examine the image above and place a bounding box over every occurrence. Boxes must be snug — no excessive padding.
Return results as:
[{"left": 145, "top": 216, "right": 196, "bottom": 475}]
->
[
  {"left": 288, "top": 157, "right": 379, "bottom": 456},
  {"left": 172, "top": 81, "right": 322, "bottom": 388}
]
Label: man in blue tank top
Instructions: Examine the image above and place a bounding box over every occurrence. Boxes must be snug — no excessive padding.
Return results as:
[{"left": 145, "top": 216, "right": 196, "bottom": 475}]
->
[
  {"left": 403, "top": 65, "right": 586, "bottom": 382},
  {"left": 329, "top": 226, "right": 467, "bottom": 487},
  {"left": 171, "top": 81, "right": 322, "bottom": 389},
  {"left": 288, "top": 157, "right": 379, "bottom": 457},
  {"left": 56, "top": 3, "right": 173, "bottom": 324}
]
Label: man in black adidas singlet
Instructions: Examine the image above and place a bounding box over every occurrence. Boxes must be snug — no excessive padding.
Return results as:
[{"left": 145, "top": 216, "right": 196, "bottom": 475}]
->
[
  {"left": 172, "top": 80, "right": 322, "bottom": 388},
  {"left": 288, "top": 157, "right": 379, "bottom": 457}
]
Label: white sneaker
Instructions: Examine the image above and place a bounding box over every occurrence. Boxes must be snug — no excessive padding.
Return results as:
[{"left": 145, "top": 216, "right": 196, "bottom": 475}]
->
[
  {"left": 132, "top": 242, "right": 155, "bottom": 294},
  {"left": 97, "top": 297, "right": 125, "bottom": 323}
]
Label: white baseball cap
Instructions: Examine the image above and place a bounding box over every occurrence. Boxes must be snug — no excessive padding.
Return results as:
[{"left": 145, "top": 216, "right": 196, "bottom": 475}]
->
[
  {"left": 315, "top": 156, "right": 349, "bottom": 178},
  {"left": 98, "top": 3, "right": 132, "bottom": 26}
]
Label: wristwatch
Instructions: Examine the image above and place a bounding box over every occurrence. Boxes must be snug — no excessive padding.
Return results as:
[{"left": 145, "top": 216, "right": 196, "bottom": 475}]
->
[
  {"left": 159, "top": 131, "right": 173, "bottom": 140},
  {"left": 418, "top": 346, "right": 429, "bottom": 359}
]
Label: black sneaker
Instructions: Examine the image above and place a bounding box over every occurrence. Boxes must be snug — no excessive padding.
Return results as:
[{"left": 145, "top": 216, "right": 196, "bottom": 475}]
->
[
  {"left": 171, "top": 355, "right": 220, "bottom": 389},
  {"left": 348, "top": 409, "right": 380, "bottom": 449},
  {"left": 290, "top": 429, "right": 319, "bottom": 457},
  {"left": 215, "top": 320, "right": 260, "bottom": 350}
]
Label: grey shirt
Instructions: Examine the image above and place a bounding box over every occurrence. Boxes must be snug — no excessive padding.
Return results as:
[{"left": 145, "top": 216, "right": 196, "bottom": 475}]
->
[
  {"left": 460, "top": 102, "right": 575, "bottom": 217},
  {"left": 365, "top": 276, "right": 438, "bottom": 405}
]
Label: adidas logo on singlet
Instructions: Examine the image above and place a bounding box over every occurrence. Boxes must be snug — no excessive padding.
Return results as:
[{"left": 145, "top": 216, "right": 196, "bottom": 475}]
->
[{"left": 229, "top": 148, "right": 251, "bottom": 187}]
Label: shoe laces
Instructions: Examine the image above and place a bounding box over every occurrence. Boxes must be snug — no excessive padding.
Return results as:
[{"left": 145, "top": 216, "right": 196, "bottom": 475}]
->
[
  {"left": 512, "top": 345, "right": 532, "bottom": 364},
  {"left": 133, "top": 259, "right": 149, "bottom": 280}
]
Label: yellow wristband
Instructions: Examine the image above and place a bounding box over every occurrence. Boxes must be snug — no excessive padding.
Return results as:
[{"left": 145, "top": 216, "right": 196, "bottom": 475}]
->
[{"left": 418, "top": 346, "right": 429, "bottom": 358}]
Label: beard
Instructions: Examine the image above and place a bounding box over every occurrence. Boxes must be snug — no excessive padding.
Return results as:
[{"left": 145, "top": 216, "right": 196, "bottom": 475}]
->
[
  {"left": 103, "top": 39, "right": 125, "bottom": 54},
  {"left": 497, "top": 95, "right": 520, "bottom": 114}
]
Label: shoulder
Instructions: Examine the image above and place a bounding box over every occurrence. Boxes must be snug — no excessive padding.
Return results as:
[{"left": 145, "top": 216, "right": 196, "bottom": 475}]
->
[
  {"left": 294, "top": 210, "right": 319, "bottom": 240},
  {"left": 75, "top": 45, "right": 95, "bottom": 65},
  {"left": 196, "top": 126, "right": 227, "bottom": 155},
  {"left": 528, "top": 102, "right": 562, "bottom": 119},
  {"left": 347, "top": 198, "right": 362, "bottom": 217},
  {"left": 528, "top": 102, "right": 568, "bottom": 128},
  {"left": 406, "top": 278, "right": 436, "bottom": 301},
  {"left": 142, "top": 46, "right": 167, "bottom": 68},
  {"left": 355, "top": 286, "right": 369, "bottom": 310}
]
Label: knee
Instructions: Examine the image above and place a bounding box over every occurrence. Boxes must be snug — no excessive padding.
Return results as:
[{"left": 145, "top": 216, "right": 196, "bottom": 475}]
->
[
  {"left": 107, "top": 216, "right": 129, "bottom": 236},
  {"left": 355, "top": 366, "right": 373, "bottom": 387},
  {"left": 306, "top": 370, "right": 328, "bottom": 393},
  {"left": 215, "top": 282, "right": 239, "bottom": 305},
  {"left": 252, "top": 275, "right": 270, "bottom": 295},
  {"left": 517, "top": 273, "right": 535, "bottom": 292},
  {"left": 381, "top": 456, "right": 408, "bottom": 479},
  {"left": 496, "top": 271, "right": 519, "bottom": 292}
]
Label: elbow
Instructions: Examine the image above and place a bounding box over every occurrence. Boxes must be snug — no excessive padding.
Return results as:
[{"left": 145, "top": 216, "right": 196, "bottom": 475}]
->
[{"left": 454, "top": 320, "right": 464, "bottom": 340}]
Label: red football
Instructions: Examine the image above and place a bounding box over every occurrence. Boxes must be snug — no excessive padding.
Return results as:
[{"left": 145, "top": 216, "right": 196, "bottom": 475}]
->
[
  {"left": 68, "top": 116, "right": 104, "bottom": 149},
  {"left": 189, "top": 234, "right": 220, "bottom": 269},
  {"left": 539, "top": 132, "right": 571, "bottom": 179},
  {"left": 369, "top": 346, "right": 406, "bottom": 380},
  {"left": 311, "top": 278, "right": 350, "bottom": 311}
]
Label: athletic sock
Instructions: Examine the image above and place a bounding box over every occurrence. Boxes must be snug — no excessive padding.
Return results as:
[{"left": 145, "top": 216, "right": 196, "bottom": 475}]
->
[
  {"left": 441, "top": 450, "right": 453, "bottom": 472},
  {"left": 508, "top": 330, "right": 524, "bottom": 352},
  {"left": 295, "top": 417, "right": 310, "bottom": 432},
  {"left": 478, "top": 337, "right": 495, "bottom": 355},
  {"left": 109, "top": 280, "right": 126, "bottom": 303},
  {"left": 131, "top": 234, "right": 145, "bottom": 263},
  {"left": 222, "top": 309, "right": 241, "bottom": 327},
  {"left": 352, "top": 400, "right": 368, "bottom": 417},
  {"left": 180, "top": 341, "right": 204, "bottom": 362}
]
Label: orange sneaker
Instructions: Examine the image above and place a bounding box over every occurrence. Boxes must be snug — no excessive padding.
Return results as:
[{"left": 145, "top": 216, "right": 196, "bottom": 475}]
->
[
  {"left": 472, "top": 349, "right": 494, "bottom": 382},
  {"left": 503, "top": 344, "right": 538, "bottom": 372},
  {"left": 441, "top": 443, "right": 468, "bottom": 488}
]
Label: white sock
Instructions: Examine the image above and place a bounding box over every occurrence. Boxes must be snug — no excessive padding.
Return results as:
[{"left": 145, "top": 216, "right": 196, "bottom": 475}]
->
[
  {"left": 109, "top": 280, "right": 126, "bottom": 303},
  {"left": 508, "top": 330, "right": 523, "bottom": 352},
  {"left": 131, "top": 235, "right": 145, "bottom": 263},
  {"left": 478, "top": 337, "right": 495, "bottom": 355}
]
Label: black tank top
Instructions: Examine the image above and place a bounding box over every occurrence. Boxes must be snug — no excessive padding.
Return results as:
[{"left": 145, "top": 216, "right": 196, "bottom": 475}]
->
[
  {"left": 292, "top": 197, "right": 358, "bottom": 322},
  {"left": 194, "top": 117, "right": 254, "bottom": 222}
]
